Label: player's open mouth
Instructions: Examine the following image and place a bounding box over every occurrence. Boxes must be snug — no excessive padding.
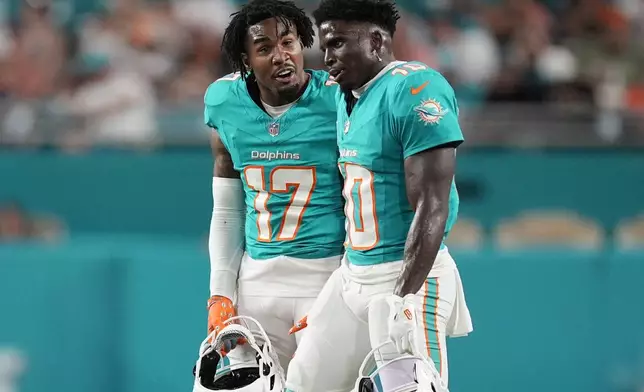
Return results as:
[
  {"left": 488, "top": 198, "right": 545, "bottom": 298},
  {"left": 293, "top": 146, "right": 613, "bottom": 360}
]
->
[
  {"left": 329, "top": 69, "right": 344, "bottom": 82},
  {"left": 274, "top": 68, "right": 295, "bottom": 83}
]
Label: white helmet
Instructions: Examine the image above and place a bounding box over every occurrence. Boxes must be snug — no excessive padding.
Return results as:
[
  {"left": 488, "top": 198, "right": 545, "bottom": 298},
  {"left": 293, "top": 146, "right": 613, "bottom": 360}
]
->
[
  {"left": 192, "top": 316, "right": 285, "bottom": 392},
  {"left": 353, "top": 341, "right": 448, "bottom": 392}
]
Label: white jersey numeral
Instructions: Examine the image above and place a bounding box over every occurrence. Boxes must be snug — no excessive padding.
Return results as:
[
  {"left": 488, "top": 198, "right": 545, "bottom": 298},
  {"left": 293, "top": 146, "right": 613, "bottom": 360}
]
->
[
  {"left": 342, "top": 163, "right": 379, "bottom": 250},
  {"left": 391, "top": 63, "right": 428, "bottom": 76},
  {"left": 243, "top": 166, "right": 316, "bottom": 242}
]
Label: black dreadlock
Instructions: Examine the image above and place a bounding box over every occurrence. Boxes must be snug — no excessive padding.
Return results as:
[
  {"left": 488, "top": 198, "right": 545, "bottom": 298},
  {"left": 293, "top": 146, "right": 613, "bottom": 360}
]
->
[
  {"left": 312, "top": 0, "right": 400, "bottom": 37},
  {"left": 221, "top": 0, "right": 315, "bottom": 80}
]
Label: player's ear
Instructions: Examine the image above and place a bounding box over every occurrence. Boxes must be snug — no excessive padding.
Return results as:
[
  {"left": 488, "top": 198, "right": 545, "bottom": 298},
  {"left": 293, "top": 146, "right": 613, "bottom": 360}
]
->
[
  {"left": 241, "top": 53, "right": 251, "bottom": 72},
  {"left": 369, "top": 28, "right": 384, "bottom": 54}
]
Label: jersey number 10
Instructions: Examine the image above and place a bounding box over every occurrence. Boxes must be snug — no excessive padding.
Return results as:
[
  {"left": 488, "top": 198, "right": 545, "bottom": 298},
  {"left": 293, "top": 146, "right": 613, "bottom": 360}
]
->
[
  {"left": 341, "top": 163, "right": 379, "bottom": 250},
  {"left": 244, "top": 166, "right": 316, "bottom": 242}
]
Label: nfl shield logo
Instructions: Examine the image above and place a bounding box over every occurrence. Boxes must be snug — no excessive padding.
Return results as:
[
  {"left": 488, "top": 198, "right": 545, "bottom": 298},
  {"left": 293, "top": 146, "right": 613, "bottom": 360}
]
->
[
  {"left": 344, "top": 120, "right": 350, "bottom": 134},
  {"left": 268, "top": 122, "right": 280, "bottom": 137}
]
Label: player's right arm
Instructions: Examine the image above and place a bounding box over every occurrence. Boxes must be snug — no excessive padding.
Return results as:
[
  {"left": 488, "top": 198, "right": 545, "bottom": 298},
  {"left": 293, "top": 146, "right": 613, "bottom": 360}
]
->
[
  {"left": 204, "top": 78, "right": 246, "bottom": 347},
  {"left": 207, "top": 131, "right": 245, "bottom": 349}
]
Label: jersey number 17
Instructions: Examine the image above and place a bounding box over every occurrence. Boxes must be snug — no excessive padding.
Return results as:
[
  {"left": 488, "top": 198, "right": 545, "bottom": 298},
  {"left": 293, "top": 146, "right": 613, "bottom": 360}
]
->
[{"left": 244, "top": 166, "right": 316, "bottom": 242}]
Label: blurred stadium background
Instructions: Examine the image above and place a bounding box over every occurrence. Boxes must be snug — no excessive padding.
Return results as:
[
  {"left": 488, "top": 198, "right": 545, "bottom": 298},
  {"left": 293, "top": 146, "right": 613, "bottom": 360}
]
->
[{"left": 1, "top": 0, "right": 643, "bottom": 391}]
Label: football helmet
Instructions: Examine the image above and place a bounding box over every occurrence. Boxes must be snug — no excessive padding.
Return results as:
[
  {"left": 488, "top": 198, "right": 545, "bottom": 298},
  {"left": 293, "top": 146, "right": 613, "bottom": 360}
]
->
[
  {"left": 192, "top": 316, "right": 285, "bottom": 392},
  {"left": 354, "top": 341, "right": 448, "bottom": 392}
]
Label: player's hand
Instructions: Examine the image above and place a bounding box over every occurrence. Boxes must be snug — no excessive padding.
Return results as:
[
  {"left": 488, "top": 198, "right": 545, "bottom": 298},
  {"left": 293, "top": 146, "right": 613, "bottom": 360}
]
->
[
  {"left": 207, "top": 295, "right": 243, "bottom": 355},
  {"left": 385, "top": 294, "right": 418, "bottom": 354},
  {"left": 288, "top": 315, "right": 308, "bottom": 335}
]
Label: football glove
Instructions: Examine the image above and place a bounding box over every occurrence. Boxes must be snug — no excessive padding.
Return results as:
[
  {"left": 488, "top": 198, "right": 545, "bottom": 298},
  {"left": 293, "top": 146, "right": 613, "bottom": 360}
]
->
[
  {"left": 385, "top": 294, "right": 419, "bottom": 355},
  {"left": 207, "top": 295, "right": 244, "bottom": 354},
  {"left": 288, "top": 315, "right": 308, "bottom": 335}
]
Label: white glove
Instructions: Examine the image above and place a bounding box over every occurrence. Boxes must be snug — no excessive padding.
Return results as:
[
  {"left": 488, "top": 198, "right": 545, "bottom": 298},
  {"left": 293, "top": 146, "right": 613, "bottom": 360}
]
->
[{"left": 385, "top": 294, "right": 418, "bottom": 354}]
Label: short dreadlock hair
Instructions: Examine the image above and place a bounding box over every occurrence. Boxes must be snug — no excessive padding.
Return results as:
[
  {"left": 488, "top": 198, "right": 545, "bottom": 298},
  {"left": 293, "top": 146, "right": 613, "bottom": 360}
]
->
[
  {"left": 312, "top": 0, "right": 400, "bottom": 37},
  {"left": 221, "top": 0, "right": 315, "bottom": 80}
]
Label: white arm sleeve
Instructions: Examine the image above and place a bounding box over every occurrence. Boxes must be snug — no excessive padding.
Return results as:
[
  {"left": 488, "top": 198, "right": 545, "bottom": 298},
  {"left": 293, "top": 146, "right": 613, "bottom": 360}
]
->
[{"left": 209, "top": 177, "right": 245, "bottom": 299}]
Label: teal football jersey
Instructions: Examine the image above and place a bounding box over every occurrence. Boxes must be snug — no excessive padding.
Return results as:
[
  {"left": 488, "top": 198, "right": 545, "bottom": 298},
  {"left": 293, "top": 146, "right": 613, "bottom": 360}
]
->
[
  {"left": 204, "top": 70, "right": 345, "bottom": 260},
  {"left": 337, "top": 62, "right": 463, "bottom": 266}
]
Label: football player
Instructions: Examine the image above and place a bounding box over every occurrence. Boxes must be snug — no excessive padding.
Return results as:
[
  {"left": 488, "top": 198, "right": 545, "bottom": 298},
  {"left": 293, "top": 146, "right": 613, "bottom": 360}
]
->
[
  {"left": 203, "top": 0, "right": 344, "bottom": 373},
  {"left": 285, "top": 1, "right": 473, "bottom": 391}
]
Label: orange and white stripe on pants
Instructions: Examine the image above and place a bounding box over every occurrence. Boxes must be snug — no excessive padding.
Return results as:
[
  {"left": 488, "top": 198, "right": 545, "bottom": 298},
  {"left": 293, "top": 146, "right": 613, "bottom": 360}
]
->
[{"left": 416, "top": 276, "right": 453, "bottom": 386}]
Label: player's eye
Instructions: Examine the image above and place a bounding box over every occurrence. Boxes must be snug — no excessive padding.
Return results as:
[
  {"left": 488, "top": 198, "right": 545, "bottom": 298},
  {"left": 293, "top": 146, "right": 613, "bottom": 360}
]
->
[
  {"left": 257, "top": 46, "right": 270, "bottom": 54},
  {"left": 330, "top": 39, "right": 344, "bottom": 49}
]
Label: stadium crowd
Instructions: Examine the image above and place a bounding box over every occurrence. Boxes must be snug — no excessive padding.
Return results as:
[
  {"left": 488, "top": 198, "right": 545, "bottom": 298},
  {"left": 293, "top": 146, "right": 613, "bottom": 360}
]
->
[{"left": 0, "top": 0, "right": 642, "bottom": 147}]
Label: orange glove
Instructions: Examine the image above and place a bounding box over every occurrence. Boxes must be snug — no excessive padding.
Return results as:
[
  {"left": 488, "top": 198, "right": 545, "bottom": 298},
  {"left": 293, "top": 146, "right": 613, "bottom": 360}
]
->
[
  {"left": 207, "top": 295, "right": 244, "bottom": 355},
  {"left": 289, "top": 315, "right": 308, "bottom": 335}
]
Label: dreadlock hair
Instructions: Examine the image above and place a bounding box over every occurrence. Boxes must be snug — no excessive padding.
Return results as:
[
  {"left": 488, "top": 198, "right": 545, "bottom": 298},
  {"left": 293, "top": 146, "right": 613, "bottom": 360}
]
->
[
  {"left": 312, "top": 0, "right": 400, "bottom": 37},
  {"left": 221, "top": 0, "right": 315, "bottom": 80}
]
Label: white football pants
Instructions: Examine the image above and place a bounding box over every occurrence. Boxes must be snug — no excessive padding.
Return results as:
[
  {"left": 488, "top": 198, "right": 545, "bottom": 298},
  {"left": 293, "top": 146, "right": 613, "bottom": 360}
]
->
[
  {"left": 226, "top": 253, "right": 341, "bottom": 372},
  {"left": 285, "top": 249, "right": 472, "bottom": 392}
]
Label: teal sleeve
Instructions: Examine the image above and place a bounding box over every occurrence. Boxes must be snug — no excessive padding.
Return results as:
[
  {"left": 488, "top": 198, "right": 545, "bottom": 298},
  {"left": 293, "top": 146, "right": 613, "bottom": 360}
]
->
[
  {"left": 203, "top": 106, "right": 212, "bottom": 128},
  {"left": 203, "top": 73, "right": 242, "bottom": 129},
  {"left": 390, "top": 70, "right": 464, "bottom": 159},
  {"left": 203, "top": 83, "right": 217, "bottom": 128}
]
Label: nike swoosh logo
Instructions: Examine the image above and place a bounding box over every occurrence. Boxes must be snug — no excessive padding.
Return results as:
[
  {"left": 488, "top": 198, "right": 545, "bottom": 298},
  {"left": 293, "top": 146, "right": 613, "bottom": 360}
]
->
[{"left": 410, "top": 81, "right": 429, "bottom": 95}]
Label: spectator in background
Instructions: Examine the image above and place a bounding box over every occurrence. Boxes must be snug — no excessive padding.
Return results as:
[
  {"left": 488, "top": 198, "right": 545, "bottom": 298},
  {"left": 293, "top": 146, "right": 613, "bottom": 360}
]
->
[
  {"left": 565, "top": 0, "right": 643, "bottom": 140},
  {"left": 0, "top": 23, "right": 13, "bottom": 98},
  {"left": 51, "top": 53, "right": 158, "bottom": 150},
  {"left": 164, "top": 50, "right": 215, "bottom": 102},
  {"left": 0, "top": 2, "right": 66, "bottom": 144},
  {"left": 77, "top": 0, "right": 186, "bottom": 91},
  {"left": 485, "top": 0, "right": 555, "bottom": 102},
  {"left": 76, "top": 4, "right": 134, "bottom": 73},
  {"left": 4, "top": 2, "right": 65, "bottom": 99},
  {"left": 126, "top": 0, "right": 187, "bottom": 88},
  {"left": 426, "top": 7, "right": 501, "bottom": 109},
  {"left": 170, "top": 0, "right": 236, "bottom": 76}
]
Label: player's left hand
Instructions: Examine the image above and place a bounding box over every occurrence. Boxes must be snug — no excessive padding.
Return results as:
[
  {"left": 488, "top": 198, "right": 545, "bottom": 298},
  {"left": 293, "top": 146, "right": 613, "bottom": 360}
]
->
[{"left": 385, "top": 294, "right": 418, "bottom": 355}]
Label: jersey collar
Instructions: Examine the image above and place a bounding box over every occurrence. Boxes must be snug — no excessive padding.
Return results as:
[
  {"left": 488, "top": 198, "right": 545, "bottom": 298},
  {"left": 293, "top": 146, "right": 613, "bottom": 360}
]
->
[
  {"left": 239, "top": 70, "right": 316, "bottom": 121},
  {"left": 351, "top": 61, "right": 405, "bottom": 99}
]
